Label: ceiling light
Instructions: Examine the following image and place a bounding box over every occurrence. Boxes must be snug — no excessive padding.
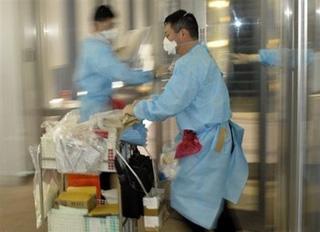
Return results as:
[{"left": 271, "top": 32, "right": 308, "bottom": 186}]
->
[
  {"left": 208, "top": 1, "right": 230, "bottom": 9},
  {"left": 284, "top": 7, "right": 293, "bottom": 17},
  {"left": 207, "top": 40, "right": 229, "bottom": 48}
]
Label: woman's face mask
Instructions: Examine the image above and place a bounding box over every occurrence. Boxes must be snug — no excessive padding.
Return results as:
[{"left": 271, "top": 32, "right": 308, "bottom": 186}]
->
[{"left": 163, "top": 37, "right": 177, "bottom": 55}]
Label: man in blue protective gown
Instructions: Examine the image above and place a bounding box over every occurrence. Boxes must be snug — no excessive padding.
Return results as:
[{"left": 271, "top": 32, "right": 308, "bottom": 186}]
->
[
  {"left": 123, "top": 10, "right": 248, "bottom": 231},
  {"left": 74, "top": 5, "right": 153, "bottom": 122}
]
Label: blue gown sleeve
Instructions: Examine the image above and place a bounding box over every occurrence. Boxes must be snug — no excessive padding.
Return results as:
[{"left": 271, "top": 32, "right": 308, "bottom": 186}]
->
[
  {"left": 259, "top": 48, "right": 314, "bottom": 67},
  {"left": 90, "top": 42, "right": 153, "bottom": 84},
  {"left": 133, "top": 61, "right": 200, "bottom": 121},
  {"left": 259, "top": 49, "right": 286, "bottom": 66}
]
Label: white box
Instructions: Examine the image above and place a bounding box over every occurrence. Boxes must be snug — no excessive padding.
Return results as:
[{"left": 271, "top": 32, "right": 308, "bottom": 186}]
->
[
  {"left": 143, "top": 188, "right": 165, "bottom": 210},
  {"left": 144, "top": 209, "right": 165, "bottom": 231}
]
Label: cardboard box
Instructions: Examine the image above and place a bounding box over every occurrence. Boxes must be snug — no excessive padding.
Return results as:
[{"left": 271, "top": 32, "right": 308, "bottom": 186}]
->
[
  {"left": 66, "top": 186, "right": 96, "bottom": 196},
  {"left": 144, "top": 206, "right": 166, "bottom": 232},
  {"left": 66, "top": 174, "right": 101, "bottom": 199},
  {"left": 56, "top": 191, "right": 96, "bottom": 211},
  {"left": 88, "top": 204, "right": 119, "bottom": 216}
]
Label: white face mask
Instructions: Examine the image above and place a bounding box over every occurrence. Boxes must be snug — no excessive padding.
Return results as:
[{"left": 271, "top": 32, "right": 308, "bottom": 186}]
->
[
  {"left": 100, "top": 28, "right": 118, "bottom": 41},
  {"left": 163, "top": 37, "right": 177, "bottom": 55}
]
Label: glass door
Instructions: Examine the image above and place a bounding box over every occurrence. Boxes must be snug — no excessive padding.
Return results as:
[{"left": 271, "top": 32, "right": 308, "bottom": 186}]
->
[{"left": 205, "top": 0, "right": 295, "bottom": 231}]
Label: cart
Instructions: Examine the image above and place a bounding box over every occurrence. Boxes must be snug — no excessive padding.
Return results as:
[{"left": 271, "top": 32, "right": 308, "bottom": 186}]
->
[{"left": 35, "top": 114, "right": 157, "bottom": 232}]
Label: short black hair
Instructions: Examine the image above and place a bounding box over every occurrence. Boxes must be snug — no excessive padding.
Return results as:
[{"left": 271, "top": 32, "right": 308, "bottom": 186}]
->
[
  {"left": 164, "top": 9, "right": 199, "bottom": 39},
  {"left": 94, "top": 5, "right": 115, "bottom": 22}
]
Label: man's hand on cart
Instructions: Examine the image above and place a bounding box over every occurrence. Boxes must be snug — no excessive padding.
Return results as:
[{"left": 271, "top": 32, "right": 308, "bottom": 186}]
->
[
  {"left": 122, "top": 101, "right": 140, "bottom": 128},
  {"left": 155, "top": 64, "right": 171, "bottom": 78},
  {"left": 122, "top": 100, "right": 139, "bottom": 116},
  {"left": 123, "top": 104, "right": 134, "bottom": 116}
]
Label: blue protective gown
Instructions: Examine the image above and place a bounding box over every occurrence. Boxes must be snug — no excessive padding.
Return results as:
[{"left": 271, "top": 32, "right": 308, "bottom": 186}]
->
[
  {"left": 75, "top": 34, "right": 153, "bottom": 122},
  {"left": 259, "top": 48, "right": 320, "bottom": 93},
  {"left": 259, "top": 48, "right": 314, "bottom": 67},
  {"left": 134, "top": 44, "right": 248, "bottom": 229}
]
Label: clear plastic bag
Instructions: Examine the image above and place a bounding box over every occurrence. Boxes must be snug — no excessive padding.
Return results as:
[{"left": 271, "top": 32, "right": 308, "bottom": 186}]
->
[
  {"left": 40, "top": 110, "right": 108, "bottom": 173},
  {"left": 41, "top": 110, "right": 80, "bottom": 138},
  {"left": 52, "top": 111, "right": 106, "bottom": 173},
  {"left": 29, "top": 145, "right": 59, "bottom": 228}
]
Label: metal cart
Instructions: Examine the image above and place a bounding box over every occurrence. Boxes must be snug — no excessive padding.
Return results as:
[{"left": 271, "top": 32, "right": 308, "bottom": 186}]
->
[{"left": 37, "top": 139, "right": 148, "bottom": 232}]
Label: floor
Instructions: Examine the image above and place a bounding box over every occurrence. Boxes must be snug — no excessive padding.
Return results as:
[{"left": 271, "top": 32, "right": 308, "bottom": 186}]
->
[
  {"left": 0, "top": 176, "right": 192, "bottom": 232},
  {"left": 0, "top": 176, "right": 45, "bottom": 232},
  {"left": 0, "top": 177, "right": 259, "bottom": 232}
]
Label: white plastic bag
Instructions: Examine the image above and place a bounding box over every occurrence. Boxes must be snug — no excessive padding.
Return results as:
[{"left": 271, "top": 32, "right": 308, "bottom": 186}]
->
[
  {"left": 159, "top": 143, "right": 178, "bottom": 180},
  {"left": 90, "top": 110, "right": 123, "bottom": 129},
  {"left": 29, "top": 145, "right": 59, "bottom": 228}
]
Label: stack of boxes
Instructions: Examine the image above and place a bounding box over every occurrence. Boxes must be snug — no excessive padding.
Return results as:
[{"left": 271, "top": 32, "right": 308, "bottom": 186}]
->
[
  {"left": 48, "top": 185, "right": 120, "bottom": 232},
  {"left": 143, "top": 188, "right": 166, "bottom": 232}
]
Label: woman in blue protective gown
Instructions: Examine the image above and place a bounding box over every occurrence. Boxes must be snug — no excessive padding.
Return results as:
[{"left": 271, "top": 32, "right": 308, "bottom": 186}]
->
[
  {"left": 74, "top": 5, "right": 153, "bottom": 122},
  {"left": 124, "top": 10, "right": 248, "bottom": 231}
]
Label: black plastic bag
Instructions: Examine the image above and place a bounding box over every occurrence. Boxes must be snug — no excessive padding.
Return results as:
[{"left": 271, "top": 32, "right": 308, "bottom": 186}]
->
[{"left": 115, "top": 145, "right": 154, "bottom": 218}]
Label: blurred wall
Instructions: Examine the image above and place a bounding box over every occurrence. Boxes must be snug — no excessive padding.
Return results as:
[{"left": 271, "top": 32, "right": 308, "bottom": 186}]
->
[{"left": 0, "top": 0, "right": 40, "bottom": 181}]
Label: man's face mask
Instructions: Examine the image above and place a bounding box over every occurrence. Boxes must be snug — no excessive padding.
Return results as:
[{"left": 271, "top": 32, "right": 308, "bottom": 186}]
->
[
  {"left": 163, "top": 37, "right": 177, "bottom": 55},
  {"left": 100, "top": 28, "right": 118, "bottom": 41}
]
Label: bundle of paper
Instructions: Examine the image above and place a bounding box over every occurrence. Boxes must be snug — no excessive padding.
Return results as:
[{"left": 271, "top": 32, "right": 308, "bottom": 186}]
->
[{"left": 84, "top": 216, "right": 119, "bottom": 232}]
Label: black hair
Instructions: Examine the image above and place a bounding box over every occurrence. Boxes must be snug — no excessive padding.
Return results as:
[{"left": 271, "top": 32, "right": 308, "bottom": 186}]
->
[
  {"left": 94, "top": 5, "right": 115, "bottom": 22},
  {"left": 164, "top": 9, "right": 199, "bottom": 39}
]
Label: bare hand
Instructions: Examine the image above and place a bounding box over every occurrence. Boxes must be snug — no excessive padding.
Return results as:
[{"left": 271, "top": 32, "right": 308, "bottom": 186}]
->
[
  {"left": 230, "top": 53, "right": 260, "bottom": 64},
  {"left": 122, "top": 104, "right": 134, "bottom": 116},
  {"left": 155, "top": 65, "right": 171, "bottom": 78}
]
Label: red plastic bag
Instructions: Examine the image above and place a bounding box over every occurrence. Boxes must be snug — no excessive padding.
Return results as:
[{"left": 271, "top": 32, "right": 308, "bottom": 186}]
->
[
  {"left": 93, "top": 128, "right": 109, "bottom": 138},
  {"left": 111, "top": 98, "right": 126, "bottom": 109},
  {"left": 175, "top": 130, "right": 202, "bottom": 159}
]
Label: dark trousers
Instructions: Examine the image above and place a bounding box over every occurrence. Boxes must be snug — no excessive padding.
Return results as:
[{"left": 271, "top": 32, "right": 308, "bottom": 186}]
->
[
  {"left": 184, "top": 219, "right": 207, "bottom": 232},
  {"left": 183, "top": 202, "right": 240, "bottom": 232}
]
